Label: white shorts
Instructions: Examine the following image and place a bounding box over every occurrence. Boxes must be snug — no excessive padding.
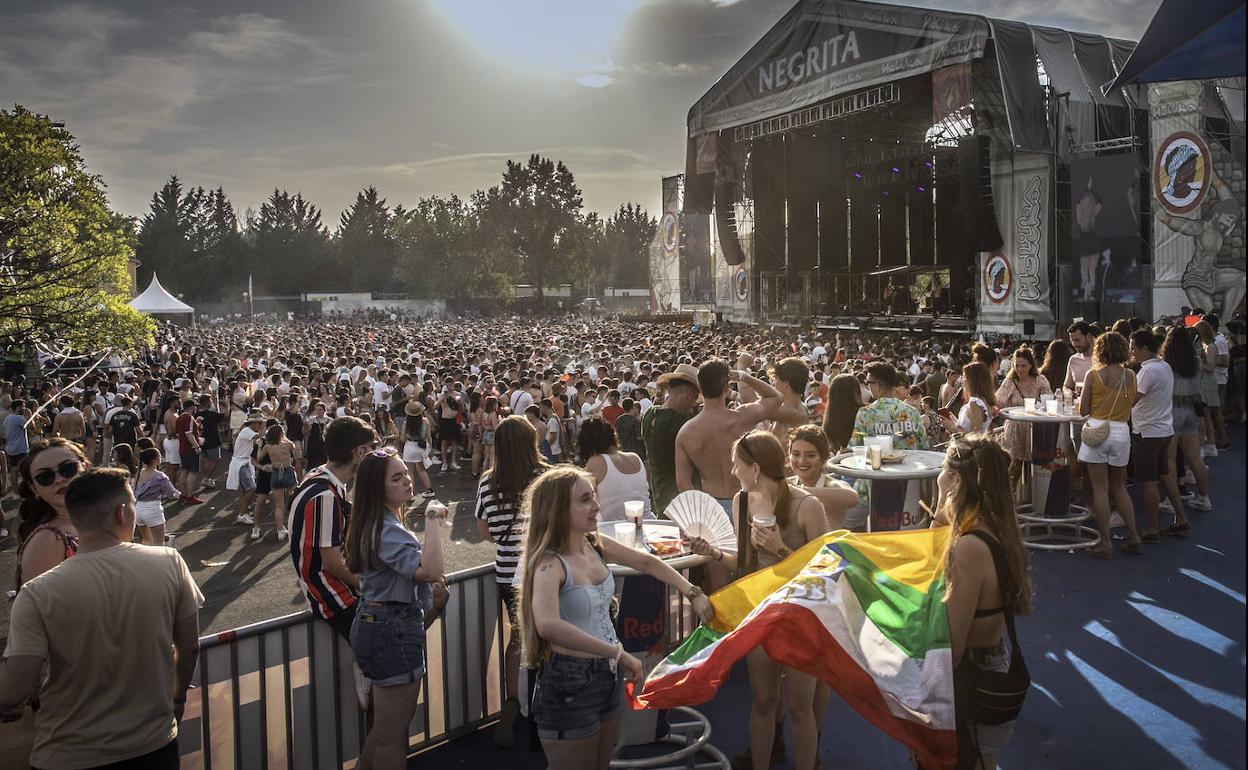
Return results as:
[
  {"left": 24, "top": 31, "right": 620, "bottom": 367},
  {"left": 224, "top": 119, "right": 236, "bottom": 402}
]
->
[
  {"left": 135, "top": 499, "right": 166, "bottom": 527},
  {"left": 162, "top": 437, "right": 181, "bottom": 466},
  {"left": 402, "top": 440, "right": 428, "bottom": 465},
  {"left": 1077, "top": 419, "right": 1131, "bottom": 467}
]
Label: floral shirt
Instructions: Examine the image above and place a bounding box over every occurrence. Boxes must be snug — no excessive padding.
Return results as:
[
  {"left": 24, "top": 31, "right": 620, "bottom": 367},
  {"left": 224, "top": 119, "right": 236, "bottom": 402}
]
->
[{"left": 850, "top": 398, "right": 930, "bottom": 450}]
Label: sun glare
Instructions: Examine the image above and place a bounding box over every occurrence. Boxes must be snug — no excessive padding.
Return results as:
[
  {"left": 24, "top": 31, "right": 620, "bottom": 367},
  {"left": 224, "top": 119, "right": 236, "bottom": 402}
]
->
[{"left": 428, "top": 0, "right": 641, "bottom": 79}]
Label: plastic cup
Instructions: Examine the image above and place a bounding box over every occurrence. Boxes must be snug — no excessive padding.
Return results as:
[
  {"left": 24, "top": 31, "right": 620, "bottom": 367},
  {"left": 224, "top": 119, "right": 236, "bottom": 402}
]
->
[
  {"left": 624, "top": 500, "right": 645, "bottom": 525},
  {"left": 1046, "top": 399, "right": 1059, "bottom": 416},
  {"left": 878, "top": 435, "right": 893, "bottom": 455},
  {"left": 612, "top": 521, "right": 635, "bottom": 548},
  {"left": 1024, "top": 397, "right": 1036, "bottom": 412},
  {"left": 868, "top": 444, "right": 883, "bottom": 470},
  {"left": 752, "top": 513, "right": 777, "bottom": 529}
]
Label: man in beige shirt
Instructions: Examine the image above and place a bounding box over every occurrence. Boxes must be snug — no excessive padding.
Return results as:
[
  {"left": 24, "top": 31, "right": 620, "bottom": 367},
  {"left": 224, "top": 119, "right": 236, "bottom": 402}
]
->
[{"left": 0, "top": 468, "right": 203, "bottom": 770}]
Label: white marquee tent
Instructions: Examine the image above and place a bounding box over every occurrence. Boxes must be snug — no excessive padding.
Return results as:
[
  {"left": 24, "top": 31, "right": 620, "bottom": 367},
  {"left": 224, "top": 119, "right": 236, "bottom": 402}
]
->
[{"left": 129, "top": 273, "right": 194, "bottom": 322}]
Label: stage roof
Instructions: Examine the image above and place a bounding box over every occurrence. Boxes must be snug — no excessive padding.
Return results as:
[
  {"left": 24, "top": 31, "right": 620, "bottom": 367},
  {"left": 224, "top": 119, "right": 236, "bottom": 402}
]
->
[
  {"left": 129, "top": 273, "right": 194, "bottom": 315},
  {"left": 1104, "top": 0, "right": 1245, "bottom": 92},
  {"left": 685, "top": 0, "right": 1136, "bottom": 156}
]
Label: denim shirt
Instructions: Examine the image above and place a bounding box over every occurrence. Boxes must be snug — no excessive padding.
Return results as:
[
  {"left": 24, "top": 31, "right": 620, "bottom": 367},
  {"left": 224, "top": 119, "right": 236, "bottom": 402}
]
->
[{"left": 358, "top": 512, "right": 433, "bottom": 611}]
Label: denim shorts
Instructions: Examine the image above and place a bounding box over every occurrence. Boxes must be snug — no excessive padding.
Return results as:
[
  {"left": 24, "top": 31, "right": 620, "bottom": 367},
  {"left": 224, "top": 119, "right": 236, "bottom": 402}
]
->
[
  {"left": 350, "top": 602, "right": 426, "bottom": 687},
  {"left": 532, "top": 653, "right": 622, "bottom": 740},
  {"left": 270, "top": 466, "right": 298, "bottom": 489}
]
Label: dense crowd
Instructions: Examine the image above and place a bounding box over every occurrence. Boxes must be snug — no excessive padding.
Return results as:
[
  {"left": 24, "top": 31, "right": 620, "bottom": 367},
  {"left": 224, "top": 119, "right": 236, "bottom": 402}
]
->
[{"left": 0, "top": 309, "right": 1242, "bottom": 770}]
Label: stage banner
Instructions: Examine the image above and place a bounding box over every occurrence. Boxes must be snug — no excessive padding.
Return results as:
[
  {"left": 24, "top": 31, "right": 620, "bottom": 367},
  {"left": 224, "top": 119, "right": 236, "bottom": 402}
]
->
[
  {"left": 1148, "top": 81, "right": 1246, "bottom": 319},
  {"left": 1069, "top": 153, "right": 1145, "bottom": 319},
  {"left": 987, "top": 20, "right": 1050, "bottom": 153},
  {"left": 650, "top": 176, "right": 683, "bottom": 312},
  {"left": 687, "top": 1, "right": 987, "bottom": 137},
  {"left": 979, "top": 152, "right": 1052, "bottom": 336}
]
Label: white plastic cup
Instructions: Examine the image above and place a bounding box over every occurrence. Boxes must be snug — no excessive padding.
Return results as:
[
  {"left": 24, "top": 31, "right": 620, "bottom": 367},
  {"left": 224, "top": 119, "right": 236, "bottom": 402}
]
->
[
  {"left": 1024, "top": 397, "right": 1036, "bottom": 412},
  {"left": 624, "top": 500, "right": 645, "bottom": 525},
  {"left": 1046, "top": 399, "right": 1059, "bottom": 416},
  {"left": 612, "top": 521, "right": 635, "bottom": 547},
  {"left": 879, "top": 435, "right": 894, "bottom": 455},
  {"left": 852, "top": 445, "right": 868, "bottom": 464},
  {"left": 752, "top": 513, "right": 777, "bottom": 529}
]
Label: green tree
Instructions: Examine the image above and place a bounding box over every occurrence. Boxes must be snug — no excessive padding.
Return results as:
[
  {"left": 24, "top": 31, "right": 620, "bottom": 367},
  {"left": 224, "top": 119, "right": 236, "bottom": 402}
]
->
[
  {"left": 0, "top": 105, "right": 153, "bottom": 351},
  {"left": 135, "top": 175, "right": 195, "bottom": 296},
  {"left": 336, "top": 186, "right": 395, "bottom": 291},
  {"left": 602, "top": 203, "right": 655, "bottom": 288},
  {"left": 250, "top": 189, "right": 331, "bottom": 294},
  {"left": 487, "top": 154, "right": 587, "bottom": 299},
  {"left": 391, "top": 194, "right": 509, "bottom": 299}
]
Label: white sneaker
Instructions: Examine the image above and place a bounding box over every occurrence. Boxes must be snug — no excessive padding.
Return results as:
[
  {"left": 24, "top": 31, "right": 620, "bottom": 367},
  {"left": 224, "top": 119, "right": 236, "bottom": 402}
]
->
[
  {"left": 1158, "top": 500, "right": 1174, "bottom": 513},
  {"left": 1180, "top": 490, "right": 1196, "bottom": 501},
  {"left": 421, "top": 488, "right": 436, "bottom": 498},
  {"left": 1189, "top": 496, "right": 1213, "bottom": 511},
  {"left": 249, "top": 527, "right": 262, "bottom": 541},
  {"left": 440, "top": 462, "right": 448, "bottom": 472},
  {"left": 1109, "top": 511, "right": 1125, "bottom": 528},
  {"left": 236, "top": 513, "right": 255, "bottom": 526},
  {"left": 450, "top": 462, "right": 462, "bottom": 470},
  {"left": 276, "top": 527, "right": 289, "bottom": 542},
  {"left": 1201, "top": 445, "right": 1217, "bottom": 458},
  {"left": 1183, "top": 471, "right": 1196, "bottom": 486},
  {"left": 202, "top": 477, "right": 217, "bottom": 489}
]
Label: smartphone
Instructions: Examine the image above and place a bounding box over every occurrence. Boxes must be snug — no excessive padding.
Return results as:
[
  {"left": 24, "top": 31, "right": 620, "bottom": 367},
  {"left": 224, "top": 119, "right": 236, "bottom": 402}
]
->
[{"left": 937, "top": 407, "right": 953, "bottom": 419}]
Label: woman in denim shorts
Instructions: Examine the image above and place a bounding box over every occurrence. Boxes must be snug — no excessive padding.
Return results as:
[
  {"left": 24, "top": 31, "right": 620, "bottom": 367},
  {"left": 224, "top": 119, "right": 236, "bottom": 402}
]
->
[
  {"left": 517, "top": 467, "right": 714, "bottom": 770},
  {"left": 344, "top": 448, "right": 448, "bottom": 770}
]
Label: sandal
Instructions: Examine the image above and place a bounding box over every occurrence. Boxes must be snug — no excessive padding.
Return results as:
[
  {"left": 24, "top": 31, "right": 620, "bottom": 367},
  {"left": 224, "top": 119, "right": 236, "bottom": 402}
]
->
[
  {"left": 1091, "top": 543, "right": 1114, "bottom": 560},
  {"left": 1140, "top": 532, "right": 1161, "bottom": 544},
  {"left": 1161, "top": 522, "right": 1192, "bottom": 536},
  {"left": 1122, "top": 540, "right": 1144, "bottom": 555}
]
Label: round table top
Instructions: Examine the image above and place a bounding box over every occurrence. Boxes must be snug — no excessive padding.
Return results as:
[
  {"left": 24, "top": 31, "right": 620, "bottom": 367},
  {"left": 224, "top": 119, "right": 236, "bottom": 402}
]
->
[
  {"left": 1000, "top": 406, "right": 1087, "bottom": 424},
  {"left": 828, "top": 449, "right": 946, "bottom": 481},
  {"left": 600, "top": 520, "right": 712, "bottom": 576}
]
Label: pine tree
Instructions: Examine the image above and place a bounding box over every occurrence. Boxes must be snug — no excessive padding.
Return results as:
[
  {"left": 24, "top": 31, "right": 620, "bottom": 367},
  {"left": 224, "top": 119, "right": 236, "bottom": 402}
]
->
[{"left": 336, "top": 186, "right": 394, "bottom": 291}]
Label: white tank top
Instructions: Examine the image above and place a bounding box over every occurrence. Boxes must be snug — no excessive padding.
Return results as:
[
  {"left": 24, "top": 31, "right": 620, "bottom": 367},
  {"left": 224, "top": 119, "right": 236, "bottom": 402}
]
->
[{"left": 594, "top": 453, "right": 653, "bottom": 523}]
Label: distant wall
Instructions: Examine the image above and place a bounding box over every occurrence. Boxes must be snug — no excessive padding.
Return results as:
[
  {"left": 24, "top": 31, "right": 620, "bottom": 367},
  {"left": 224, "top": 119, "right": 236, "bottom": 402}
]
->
[{"left": 318, "top": 297, "right": 446, "bottom": 316}]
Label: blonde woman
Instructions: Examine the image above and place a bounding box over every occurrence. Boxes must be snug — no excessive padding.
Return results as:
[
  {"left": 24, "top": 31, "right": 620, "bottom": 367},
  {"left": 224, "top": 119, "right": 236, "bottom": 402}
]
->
[{"left": 517, "top": 466, "right": 713, "bottom": 770}]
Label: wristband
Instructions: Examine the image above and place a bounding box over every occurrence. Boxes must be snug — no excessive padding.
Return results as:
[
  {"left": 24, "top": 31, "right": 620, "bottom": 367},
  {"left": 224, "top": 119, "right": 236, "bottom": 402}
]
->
[{"left": 613, "top": 644, "right": 624, "bottom": 663}]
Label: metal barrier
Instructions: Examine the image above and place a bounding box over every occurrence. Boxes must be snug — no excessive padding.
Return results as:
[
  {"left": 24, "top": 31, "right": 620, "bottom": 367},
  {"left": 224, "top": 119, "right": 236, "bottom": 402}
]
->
[{"left": 178, "top": 563, "right": 698, "bottom": 769}]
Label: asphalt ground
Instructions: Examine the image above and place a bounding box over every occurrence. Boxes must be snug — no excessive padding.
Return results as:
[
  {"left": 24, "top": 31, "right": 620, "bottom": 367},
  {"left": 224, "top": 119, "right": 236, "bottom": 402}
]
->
[{"left": 0, "top": 459, "right": 495, "bottom": 644}]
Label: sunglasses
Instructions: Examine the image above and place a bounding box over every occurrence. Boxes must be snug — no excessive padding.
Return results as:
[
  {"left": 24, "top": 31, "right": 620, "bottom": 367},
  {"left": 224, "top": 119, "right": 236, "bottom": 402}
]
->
[
  {"left": 32, "top": 459, "right": 83, "bottom": 487},
  {"left": 369, "top": 446, "right": 395, "bottom": 458}
]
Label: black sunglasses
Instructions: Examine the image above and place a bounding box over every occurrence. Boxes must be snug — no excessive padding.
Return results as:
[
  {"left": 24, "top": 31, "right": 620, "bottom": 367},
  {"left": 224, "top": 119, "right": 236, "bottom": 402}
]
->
[{"left": 32, "top": 460, "right": 83, "bottom": 487}]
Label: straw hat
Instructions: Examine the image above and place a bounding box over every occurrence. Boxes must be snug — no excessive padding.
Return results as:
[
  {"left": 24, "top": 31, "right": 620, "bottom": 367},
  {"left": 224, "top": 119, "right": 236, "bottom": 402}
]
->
[
  {"left": 656, "top": 363, "right": 700, "bottom": 390},
  {"left": 405, "top": 400, "right": 425, "bottom": 417}
]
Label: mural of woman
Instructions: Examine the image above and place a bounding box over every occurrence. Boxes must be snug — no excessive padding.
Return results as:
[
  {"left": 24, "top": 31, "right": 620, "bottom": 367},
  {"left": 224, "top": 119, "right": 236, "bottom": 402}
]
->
[
  {"left": 1074, "top": 178, "right": 1110, "bottom": 302},
  {"left": 1155, "top": 168, "right": 1246, "bottom": 317}
]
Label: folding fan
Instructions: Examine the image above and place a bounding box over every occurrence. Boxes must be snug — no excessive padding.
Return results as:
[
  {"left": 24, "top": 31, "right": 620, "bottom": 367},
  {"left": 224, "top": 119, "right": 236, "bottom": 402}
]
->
[{"left": 663, "top": 490, "right": 736, "bottom": 551}]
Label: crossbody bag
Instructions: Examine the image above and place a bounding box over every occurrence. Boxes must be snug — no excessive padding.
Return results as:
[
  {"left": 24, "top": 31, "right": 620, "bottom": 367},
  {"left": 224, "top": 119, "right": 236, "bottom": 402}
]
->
[{"left": 1080, "top": 369, "right": 1125, "bottom": 448}]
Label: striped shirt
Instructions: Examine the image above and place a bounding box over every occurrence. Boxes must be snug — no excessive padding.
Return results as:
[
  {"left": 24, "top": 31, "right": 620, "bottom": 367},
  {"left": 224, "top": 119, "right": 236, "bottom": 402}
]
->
[
  {"left": 288, "top": 465, "right": 356, "bottom": 619},
  {"left": 474, "top": 474, "right": 527, "bottom": 585}
]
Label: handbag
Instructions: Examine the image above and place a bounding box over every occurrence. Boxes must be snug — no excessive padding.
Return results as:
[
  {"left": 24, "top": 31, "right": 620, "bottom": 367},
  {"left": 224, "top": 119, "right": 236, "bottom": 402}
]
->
[
  {"left": 1080, "top": 369, "right": 1124, "bottom": 448},
  {"left": 953, "top": 531, "right": 1030, "bottom": 768}
]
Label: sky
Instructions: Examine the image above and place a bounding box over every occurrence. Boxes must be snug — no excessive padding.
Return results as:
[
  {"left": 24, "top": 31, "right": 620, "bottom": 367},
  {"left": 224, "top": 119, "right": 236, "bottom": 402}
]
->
[{"left": 0, "top": 0, "right": 1156, "bottom": 225}]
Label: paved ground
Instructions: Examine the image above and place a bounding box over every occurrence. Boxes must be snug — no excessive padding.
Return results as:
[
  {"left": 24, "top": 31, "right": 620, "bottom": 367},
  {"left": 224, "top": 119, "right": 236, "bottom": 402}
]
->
[
  {"left": 419, "top": 426, "right": 1247, "bottom": 770},
  {"left": 0, "top": 461, "right": 494, "bottom": 644}
]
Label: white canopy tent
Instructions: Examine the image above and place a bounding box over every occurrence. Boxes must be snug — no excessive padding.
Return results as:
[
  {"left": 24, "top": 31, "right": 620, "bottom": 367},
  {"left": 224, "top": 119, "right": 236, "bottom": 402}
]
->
[{"left": 129, "top": 273, "right": 194, "bottom": 323}]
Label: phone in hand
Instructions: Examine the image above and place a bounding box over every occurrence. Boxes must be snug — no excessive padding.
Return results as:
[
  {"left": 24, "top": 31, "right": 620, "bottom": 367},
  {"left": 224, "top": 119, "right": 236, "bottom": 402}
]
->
[{"left": 937, "top": 407, "right": 953, "bottom": 419}]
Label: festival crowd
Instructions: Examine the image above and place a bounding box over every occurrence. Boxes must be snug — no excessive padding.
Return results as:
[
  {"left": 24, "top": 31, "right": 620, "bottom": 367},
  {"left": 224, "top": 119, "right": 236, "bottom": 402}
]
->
[{"left": 0, "top": 308, "right": 1242, "bottom": 770}]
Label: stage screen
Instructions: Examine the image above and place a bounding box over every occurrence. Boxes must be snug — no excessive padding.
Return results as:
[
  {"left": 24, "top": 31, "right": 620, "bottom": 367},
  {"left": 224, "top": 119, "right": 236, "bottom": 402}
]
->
[
  {"left": 1070, "top": 154, "right": 1144, "bottom": 315},
  {"left": 681, "top": 213, "right": 713, "bottom": 303}
]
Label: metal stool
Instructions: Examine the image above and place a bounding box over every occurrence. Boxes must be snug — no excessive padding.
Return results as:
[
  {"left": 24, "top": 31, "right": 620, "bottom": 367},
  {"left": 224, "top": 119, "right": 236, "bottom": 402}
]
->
[{"left": 609, "top": 706, "right": 729, "bottom": 770}]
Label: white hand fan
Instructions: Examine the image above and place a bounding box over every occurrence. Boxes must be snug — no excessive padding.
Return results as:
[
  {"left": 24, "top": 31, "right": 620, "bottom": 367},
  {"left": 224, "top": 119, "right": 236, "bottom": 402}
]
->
[{"left": 663, "top": 491, "right": 736, "bottom": 551}]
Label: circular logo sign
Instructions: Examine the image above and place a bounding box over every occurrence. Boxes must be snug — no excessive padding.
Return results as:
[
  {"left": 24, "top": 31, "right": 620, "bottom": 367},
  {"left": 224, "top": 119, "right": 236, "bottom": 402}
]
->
[
  {"left": 734, "top": 268, "right": 749, "bottom": 301},
  {"left": 1154, "top": 131, "right": 1211, "bottom": 215},
  {"left": 983, "top": 253, "right": 1012, "bottom": 304},
  {"left": 661, "top": 213, "right": 679, "bottom": 254}
]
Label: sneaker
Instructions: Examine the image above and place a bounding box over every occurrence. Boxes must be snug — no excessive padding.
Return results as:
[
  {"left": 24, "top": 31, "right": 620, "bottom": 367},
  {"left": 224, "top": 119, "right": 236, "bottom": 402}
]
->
[
  {"left": 1180, "top": 490, "right": 1196, "bottom": 501},
  {"left": 1201, "top": 444, "right": 1217, "bottom": 458},
  {"left": 1, "top": 527, "right": 9, "bottom": 539},
  {"left": 202, "top": 477, "right": 217, "bottom": 489},
  {"left": 450, "top": 462, "right": 462, "bottom": 471},
  {"left": 1158, "top": 500, "right": 1174, "bottom": 513},
  {"left": 440, "top": 462, "right": 448, "bottom": 472},
  {"left": 276, "top": 527, "right": 289, "bottom": 542},
  {"left": 421, "top": 488, "right": 436, "bottom": 498},
  {"left": 494, "top": 697, "right": 520, "bottom": 747},
  {"left": 1109, "top": 511, "right": 1125, "bottom": 529},
  {"left": 1189, "top": 495, "right": 1213, "bottom": 511},
  {"left": 1183, "top": 471, "right": 1196, "bottom": 486},
  {"left": 249, "top": 527, "right": 262, "bottom": 541},
  {"left": 236, "top": 513, "right": 255, "bottom": 526}
]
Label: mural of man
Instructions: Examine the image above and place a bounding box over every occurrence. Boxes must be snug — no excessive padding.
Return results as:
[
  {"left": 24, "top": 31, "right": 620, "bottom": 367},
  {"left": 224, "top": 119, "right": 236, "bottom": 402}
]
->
[{"left": 1155, "top": 169, "right": 1245, "bottom": 317}]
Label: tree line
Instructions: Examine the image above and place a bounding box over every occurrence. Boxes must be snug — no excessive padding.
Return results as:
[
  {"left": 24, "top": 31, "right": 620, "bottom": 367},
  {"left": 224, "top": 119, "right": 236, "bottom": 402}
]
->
[{"left": 137, "top": 155, "right": 656, "bottom": 303}]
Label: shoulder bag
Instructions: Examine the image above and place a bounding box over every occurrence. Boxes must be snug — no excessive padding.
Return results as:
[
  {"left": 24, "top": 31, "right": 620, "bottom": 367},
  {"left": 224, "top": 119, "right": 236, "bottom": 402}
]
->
[{"left": 1079, "top": 369, "right": 1124, "bottom": 448}]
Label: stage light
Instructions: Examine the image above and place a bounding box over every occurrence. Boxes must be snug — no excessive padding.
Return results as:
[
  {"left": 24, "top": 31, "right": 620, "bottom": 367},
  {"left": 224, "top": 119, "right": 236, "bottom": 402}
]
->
[
  {"left": 891, "top": 166, "right": 900, "bottom": 173},
  {"left": 853, "top": 172, "right": 863, "bottom": 180},
  {"left": 882, "top": 191, "right": 890, "bottom": 197},
  {"left": 925, "top": 160, "right": 935, "bottom": 168},
  {"left": 916, "top": 186, "right": 926, "bottom": 192}
]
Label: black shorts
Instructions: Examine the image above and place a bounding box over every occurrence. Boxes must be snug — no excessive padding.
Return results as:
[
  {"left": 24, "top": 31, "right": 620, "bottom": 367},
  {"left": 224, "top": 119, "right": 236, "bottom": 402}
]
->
[
  {"left": 1131, "top": 434, "right": 1171, "bottom": 482},
  {"left": 181, "top": 451, "right": 201, "bottom": 472},
  {"left": 439, "top": 418, "right": 461, "bottom": 442},
  {"left": 5, "top": 452, "right": 26, "bottom": 467},
  {"left": 33, "top": 739, "right": 179, "bottom": 770}
]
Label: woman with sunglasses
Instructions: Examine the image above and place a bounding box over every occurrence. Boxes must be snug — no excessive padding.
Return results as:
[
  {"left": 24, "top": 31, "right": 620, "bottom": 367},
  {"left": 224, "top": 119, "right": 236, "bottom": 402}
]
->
[
  {"left": 343, "top": 447, "right": 447, "bottom": 770},
  {"left": 14, "top": 439, "right": 87, "bottom": 590}
]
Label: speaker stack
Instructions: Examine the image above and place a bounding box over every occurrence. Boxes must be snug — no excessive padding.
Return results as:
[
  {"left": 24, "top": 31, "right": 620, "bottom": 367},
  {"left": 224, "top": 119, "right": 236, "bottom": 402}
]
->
[{"left": 957, "top": 136, "right": 1004, "bottom": 252}]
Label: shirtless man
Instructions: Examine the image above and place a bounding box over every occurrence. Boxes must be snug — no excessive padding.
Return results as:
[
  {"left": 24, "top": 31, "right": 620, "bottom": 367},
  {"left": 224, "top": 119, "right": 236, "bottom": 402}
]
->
[
  {"left": 765, "top": 357, "right": 811, "bottom": 444},
  {"left": 675, "top": 358, "right": 781, "bottom": 515}
]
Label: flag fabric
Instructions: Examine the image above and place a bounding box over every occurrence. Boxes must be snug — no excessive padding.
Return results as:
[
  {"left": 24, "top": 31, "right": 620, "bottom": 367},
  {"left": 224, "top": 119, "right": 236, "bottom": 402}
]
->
[{"left": 630, "top": 527, "right": 957, "bottom": 770}]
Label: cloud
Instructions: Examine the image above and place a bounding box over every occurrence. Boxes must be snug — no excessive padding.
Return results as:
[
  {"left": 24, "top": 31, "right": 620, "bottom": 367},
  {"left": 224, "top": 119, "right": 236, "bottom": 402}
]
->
[{"left": 576, "top": 74, "right": 615, "bottom": 88}]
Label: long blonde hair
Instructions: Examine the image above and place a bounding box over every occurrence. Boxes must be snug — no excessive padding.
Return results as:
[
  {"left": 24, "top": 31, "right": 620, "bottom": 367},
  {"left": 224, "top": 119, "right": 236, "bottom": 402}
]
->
[
  {"left": 940, "top": 433, "right": 1032, "bottom": 616},
  {"left": 517, "top": 466, "right": 599, "bottom": 667}
]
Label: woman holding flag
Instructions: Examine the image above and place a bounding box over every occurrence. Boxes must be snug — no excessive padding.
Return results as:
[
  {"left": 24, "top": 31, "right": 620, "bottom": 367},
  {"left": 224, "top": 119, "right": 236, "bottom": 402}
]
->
[
  {"left": 690, "top": 430, "right": 828, "bottom": 770},
  {"left": 518, "top": 466, "right": 713, "bottom": 770}
]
